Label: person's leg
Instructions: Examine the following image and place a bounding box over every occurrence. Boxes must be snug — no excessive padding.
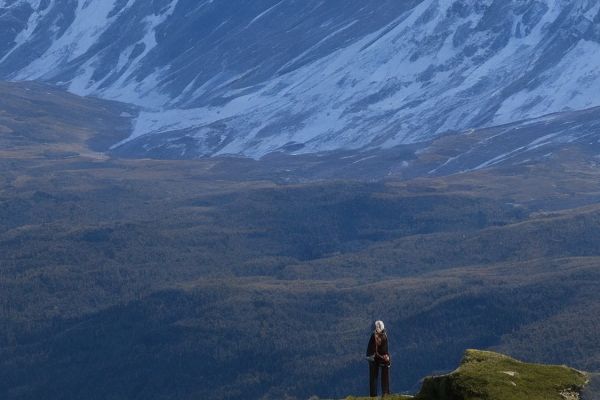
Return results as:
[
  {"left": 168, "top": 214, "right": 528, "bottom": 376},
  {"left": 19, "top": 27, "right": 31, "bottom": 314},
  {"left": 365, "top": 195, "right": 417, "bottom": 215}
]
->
[
  {"left": 381, "top": 365, "right": 390, "bottom": 396},
  {"left": 369, "top": 362, "right": 379, "bottom": 397}
]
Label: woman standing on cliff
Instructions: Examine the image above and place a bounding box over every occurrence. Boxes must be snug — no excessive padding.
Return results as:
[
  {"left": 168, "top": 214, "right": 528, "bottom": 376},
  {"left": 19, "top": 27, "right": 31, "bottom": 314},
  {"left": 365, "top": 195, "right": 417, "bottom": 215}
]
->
[{"left": 366, "top": 320, "right": 391, "bottom": 397}]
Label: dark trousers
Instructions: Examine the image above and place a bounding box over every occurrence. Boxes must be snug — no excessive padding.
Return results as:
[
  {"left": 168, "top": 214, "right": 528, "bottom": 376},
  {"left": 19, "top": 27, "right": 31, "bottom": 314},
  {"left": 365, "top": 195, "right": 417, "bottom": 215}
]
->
[{"left": 369, "top": 361, "right": 390, "bottom": 397}]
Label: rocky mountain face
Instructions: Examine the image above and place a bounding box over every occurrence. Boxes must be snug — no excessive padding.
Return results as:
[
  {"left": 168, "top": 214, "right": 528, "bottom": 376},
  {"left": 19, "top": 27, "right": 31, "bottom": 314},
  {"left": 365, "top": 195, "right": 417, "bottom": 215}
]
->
[{"left": 2, "top": 0, "right": 600, "bottom": 158}]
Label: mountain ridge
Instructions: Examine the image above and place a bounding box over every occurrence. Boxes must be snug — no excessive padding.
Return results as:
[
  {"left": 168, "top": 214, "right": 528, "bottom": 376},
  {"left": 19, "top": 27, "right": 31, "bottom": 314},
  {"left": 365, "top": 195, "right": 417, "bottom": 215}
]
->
[
  {"left": 3, "top": 0, "right": 600, "bottom": 157},
  {"left": 6, "top": 79, "right": 600, "bottom": 184}
]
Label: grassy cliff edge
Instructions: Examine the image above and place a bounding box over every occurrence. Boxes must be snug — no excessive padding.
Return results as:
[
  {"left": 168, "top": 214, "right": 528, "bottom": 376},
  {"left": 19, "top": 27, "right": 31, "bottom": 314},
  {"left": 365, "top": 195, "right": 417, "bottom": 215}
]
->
[{"left": 347, "top": 350, "right": 588, "bottom": 400}]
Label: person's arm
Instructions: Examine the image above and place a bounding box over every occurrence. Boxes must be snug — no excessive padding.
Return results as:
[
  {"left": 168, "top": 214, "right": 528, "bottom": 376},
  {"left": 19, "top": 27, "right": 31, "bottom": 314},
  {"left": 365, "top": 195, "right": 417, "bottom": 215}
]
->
[
  {"left": 366, "top": 333, "right": 376, "bottom": 361},
  {"left": 379, "top": 333, "right": 390, "bottom": 365}
]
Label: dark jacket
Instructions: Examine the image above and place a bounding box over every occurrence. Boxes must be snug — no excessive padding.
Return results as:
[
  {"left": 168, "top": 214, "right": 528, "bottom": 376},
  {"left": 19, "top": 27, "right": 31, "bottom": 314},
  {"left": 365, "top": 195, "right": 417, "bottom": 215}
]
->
[{"left": 366, "top": 331, "right": 389, "bottom": 365}]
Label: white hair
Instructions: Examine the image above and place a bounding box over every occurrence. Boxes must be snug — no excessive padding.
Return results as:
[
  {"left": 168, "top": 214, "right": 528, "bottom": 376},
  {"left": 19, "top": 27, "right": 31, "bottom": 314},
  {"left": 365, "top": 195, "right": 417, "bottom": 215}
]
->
[{"left": 375, "top": 320, "right": 385, "bottom": 332}]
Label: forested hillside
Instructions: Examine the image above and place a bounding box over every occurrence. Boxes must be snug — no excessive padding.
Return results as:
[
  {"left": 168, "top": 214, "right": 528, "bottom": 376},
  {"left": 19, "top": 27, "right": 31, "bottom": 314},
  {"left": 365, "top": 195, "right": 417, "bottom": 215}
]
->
[{"left": 3, "top": 82, "right": 600, "bottom": 399}]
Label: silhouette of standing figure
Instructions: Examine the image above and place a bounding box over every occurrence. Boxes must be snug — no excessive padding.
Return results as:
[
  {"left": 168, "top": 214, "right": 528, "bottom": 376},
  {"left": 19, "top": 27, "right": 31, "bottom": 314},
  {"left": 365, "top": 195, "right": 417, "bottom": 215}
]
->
[{"left": 366, "top": 320, "right": 391, "bottom": 397}]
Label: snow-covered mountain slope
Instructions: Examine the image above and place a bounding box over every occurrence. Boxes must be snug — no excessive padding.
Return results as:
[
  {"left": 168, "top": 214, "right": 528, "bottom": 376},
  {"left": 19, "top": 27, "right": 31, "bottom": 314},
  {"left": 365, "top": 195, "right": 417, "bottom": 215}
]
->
[{"left": 2, "top": 0, "right": 600, "bottom": 157}]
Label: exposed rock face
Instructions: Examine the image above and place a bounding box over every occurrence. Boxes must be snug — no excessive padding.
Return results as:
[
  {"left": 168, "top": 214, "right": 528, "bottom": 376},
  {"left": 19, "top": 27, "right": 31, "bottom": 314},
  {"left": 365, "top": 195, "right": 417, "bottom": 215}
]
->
[{"left": 2, "top": 1, "right": 600, "bottom": 157}]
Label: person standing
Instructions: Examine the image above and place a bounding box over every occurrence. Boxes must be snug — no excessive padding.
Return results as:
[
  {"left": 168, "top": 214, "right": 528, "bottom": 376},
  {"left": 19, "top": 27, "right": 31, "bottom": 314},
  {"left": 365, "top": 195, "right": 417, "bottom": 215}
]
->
[{"left": 366, "top": 320, "right": 391, "bottom": 397}]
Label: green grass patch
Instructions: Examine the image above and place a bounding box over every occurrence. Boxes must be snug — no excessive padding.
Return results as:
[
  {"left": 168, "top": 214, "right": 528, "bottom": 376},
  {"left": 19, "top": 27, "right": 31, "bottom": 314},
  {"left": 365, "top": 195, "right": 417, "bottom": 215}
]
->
[
  {"left": 418, "top": 349, "right": 588, "bottom": 400},
  {"left": 344, "top": 350, "right": 588, "bottom": 400}
]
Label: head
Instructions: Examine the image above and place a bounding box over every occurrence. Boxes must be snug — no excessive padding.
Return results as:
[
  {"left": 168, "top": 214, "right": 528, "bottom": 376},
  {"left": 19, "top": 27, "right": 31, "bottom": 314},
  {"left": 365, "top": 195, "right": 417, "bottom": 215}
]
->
[{"left": 374, "top": 320, "right": 385, "bottom": 334}]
